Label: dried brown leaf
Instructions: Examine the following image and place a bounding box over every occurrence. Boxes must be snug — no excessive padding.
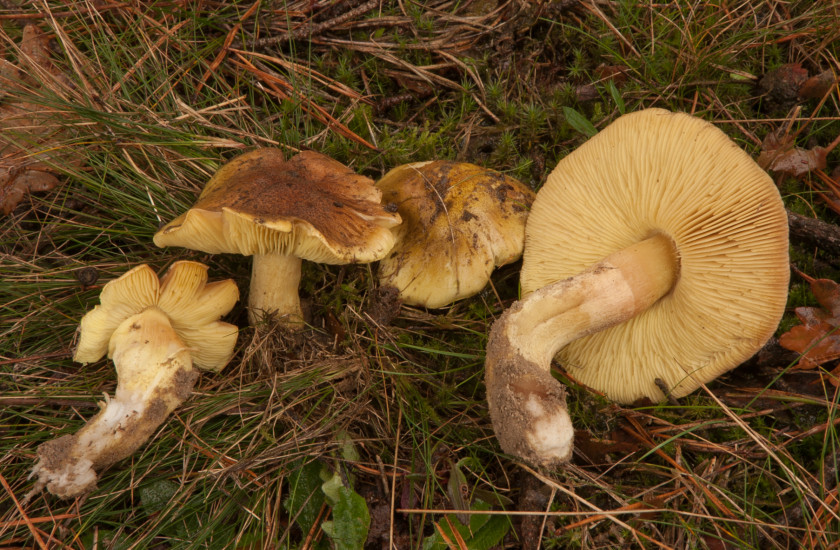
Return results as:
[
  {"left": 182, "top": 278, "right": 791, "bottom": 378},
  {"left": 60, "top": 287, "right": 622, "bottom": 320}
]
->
[
  {"left": 779, "top": 277, "right": 840, "bottom": 382},
  {"left": 0, "top": 24, "right": 81, "bottom": 215},
  {"left": 573, "top": 429, "right": 640, "bottom": 464},
  {"left": 756, "top": 129, "right": 829, "bottom": 178},
  {"left": 798, "top": 69, "right": 838, "bottom": 100}
]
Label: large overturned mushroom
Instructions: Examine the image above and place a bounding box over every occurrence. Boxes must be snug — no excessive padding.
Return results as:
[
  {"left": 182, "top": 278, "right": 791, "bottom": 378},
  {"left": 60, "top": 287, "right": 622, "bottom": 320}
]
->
[
  {"left": 30, "top": 261, "right": 239, "bottom": 498},
  {"left": 376, "top": 161, "right": 535, "bottom": 308},
  {"left": 154, "top": 149, "right": 401, "bottom": 324},
  {"left": 486, "top": 109, "right": 790, "bottom": 467}
]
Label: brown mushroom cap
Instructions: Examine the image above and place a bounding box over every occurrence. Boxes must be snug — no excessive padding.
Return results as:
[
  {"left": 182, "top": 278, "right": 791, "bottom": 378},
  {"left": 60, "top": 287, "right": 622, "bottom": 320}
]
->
[
  {"left": 154, "top": 148, "right": 401, "bottom": 264},
  {"left": 376, "top": 161, "right": 535, "bottom": 308},
  {"left": 520, "top": 108, "right": 789, "bottom": 403}
]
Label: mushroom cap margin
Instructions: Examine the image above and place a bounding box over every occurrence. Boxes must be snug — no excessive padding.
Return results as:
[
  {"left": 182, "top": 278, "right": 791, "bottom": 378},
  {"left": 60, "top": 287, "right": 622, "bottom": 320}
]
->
[{"left": 73, "top": 261, "right": 239, "bottom": 372}]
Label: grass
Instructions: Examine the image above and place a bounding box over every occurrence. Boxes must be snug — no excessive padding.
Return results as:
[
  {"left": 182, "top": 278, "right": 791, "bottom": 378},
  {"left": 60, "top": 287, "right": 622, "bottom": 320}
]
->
[{"left": 1, "top": 0, "right": 840, "bottom": 548}]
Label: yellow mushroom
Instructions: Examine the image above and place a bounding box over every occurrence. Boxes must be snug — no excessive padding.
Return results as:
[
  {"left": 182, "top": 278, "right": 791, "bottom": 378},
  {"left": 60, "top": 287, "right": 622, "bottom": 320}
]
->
[
  {"left": 153, "top": 149, "right": 401, "bottom": 325},
  {"left": 30, "top": 261, "right": 239, "bottom": 498},
  {"left": 376, "top": 161, "right": 535, "bottom": 308},
  {"left": 486, "top": 109, "right": 790, "bottom": 467}
]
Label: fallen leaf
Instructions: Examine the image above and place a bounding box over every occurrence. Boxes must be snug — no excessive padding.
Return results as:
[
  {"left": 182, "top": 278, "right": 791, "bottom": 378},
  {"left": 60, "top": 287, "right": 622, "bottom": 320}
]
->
[
  {"left": 0, "top": 24, "right": 81, "bottom": 215},
  {"left": 756, "top": 129, "right": 830, "bottom": 178},
  {"left": 594, "top": 64, "right": 629, "bottom": 85},
  {"left": 756, "top": 63, "right": 838, "bottom": 111},
  {"left": 798, "top": 69, "right": 838, "bottom": 100},
  {"left": 573, "top": 429, "right": 640, "bottom": 464},
  {"left": 575, "top": 64, "right": 629, "bottom": 103},
  {"left": 779, "top": 276, "right": 840, "bottom": 383}
]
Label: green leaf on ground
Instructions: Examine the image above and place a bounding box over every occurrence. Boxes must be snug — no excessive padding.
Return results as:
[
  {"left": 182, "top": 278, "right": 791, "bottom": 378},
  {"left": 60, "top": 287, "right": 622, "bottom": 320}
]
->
[
  {"left": 284, "top": 459, "right": 328, "bottom": 540},
  {"left": 422, "top": 500, "right": 511, "bottom": 550},
  {"left": 321, "top": 474, "right": 371, "bottom": 550},
  {"left": 563, "top": 106, "right": 599, "bottom": 137}
]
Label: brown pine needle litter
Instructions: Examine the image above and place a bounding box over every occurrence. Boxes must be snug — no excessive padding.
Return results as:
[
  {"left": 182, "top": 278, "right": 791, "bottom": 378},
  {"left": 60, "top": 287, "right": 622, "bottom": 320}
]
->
[{"left": 2, "top": 1, "right": 840, "bottom": 548}]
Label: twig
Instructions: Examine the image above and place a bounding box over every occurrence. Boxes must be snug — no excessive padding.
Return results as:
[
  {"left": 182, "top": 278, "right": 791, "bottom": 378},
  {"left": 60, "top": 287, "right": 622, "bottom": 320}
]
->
[
  {"left": 111, "top": 20, "right": 190, "bottom": 95},
  {"left": 521, "top": 465, "right": 675, "bottom": 550},
  {"left": 0, "top": 513, "right": 76, "bottom": 528},
  {"left": 195, "top": 0, "right": 261, "bottom": 97},
  {"left": 0, "top": 350, "right": 70, "bottom": 365},
  {"left": 230, "top": 53, "right": 378, "bottom": 150},
  {"left": 555, "top": 487, "right": 687, "bottom": 533},
  {"left": 0, "top": 396, "right": 100, "bottom": 409},
  {"left": 248, "top": 0, "right": 380, "bottom": 49},
  {"left": 787, "top": 210, "right": 840, "bottom": 257}
]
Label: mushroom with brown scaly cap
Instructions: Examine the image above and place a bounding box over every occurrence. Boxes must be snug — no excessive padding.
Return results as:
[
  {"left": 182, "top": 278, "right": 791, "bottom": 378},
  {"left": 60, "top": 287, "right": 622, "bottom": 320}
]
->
[
  {"left": 153, "top": 149, "right": 402, "bottom": 325},
  {"left": 29, "top": 261, "right": 239, "bottom": 499},
  {"left": 485, "top": 109, "right": 790, "bottom": 467},
  {"left": 376, "top": 161, "right": 535, "bottom": 309}
]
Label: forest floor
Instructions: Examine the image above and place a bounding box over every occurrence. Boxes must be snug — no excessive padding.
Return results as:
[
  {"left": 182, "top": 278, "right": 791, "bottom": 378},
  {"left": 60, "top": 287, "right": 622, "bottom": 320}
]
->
[{"left": 2, "top": 1, "right": 840, "bottom": 548}]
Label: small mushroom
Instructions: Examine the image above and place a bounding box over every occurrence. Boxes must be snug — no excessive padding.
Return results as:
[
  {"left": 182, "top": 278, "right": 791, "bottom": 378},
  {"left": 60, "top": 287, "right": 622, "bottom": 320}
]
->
[
  {"left": 30, "top": 261, "right": 239, "bottom": 498},
  {"left": 486, "top": 109, "right": 790, "bottom": 467},
  {"left": 154, "top": 149, "right": 401, "bottom": 324},
  {"left": 376, "top": 161, "right": 535, "bottom": 308}
]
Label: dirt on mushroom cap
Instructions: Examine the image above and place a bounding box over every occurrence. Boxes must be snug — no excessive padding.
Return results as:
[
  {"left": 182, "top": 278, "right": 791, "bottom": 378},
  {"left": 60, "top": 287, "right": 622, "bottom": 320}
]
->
[
  {"left": 376, "top": 161, "right": 535, "bottom": 308},
  {"left": 154, "top": 149, "right": 401, "bottom": 263}
]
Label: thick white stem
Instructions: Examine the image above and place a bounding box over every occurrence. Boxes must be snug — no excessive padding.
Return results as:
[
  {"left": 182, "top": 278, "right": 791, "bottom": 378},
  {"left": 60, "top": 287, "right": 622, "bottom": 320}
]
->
[
  {"left": 30, "top": 308, "right": 196, "bottom": 499},
  {"left": 506, "top": 234, "right": 678, "bottom": 372},
  {"left": 485, "top": 234, "right": 679, "bottom": 466},
  {"left": 248, "top": 253, "right": 303, "bottom": 325}
]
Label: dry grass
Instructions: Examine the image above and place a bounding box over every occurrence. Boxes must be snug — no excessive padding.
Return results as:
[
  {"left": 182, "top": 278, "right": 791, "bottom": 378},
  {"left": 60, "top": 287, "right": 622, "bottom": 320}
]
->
[{"left": 2, "top": 1, "right": 840, "bottom": 548}]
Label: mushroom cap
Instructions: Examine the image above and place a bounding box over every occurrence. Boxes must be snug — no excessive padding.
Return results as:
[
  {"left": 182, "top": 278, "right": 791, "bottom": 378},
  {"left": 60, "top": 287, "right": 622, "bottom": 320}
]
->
[
  {"left": 74, "top": 261, "right": 239, "bottom": 372},
  {"left": 521, "top": 108, "right": 789, "bottom": 403},
  {"left": 376, "top": 161, "right": 536, "bottom": 308},
  {"left": 153, "top": 149, "right": 401, "bottom": 264}
]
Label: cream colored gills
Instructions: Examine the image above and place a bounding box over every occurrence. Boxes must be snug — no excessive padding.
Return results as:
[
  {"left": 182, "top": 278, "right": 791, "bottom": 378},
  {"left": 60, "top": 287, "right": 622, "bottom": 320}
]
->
[
  {"left": 485, "top": 108, "right": 789, "bottom": 467},
  {"left": 521, "top": 108, "right": 788, "bottom": 404}
]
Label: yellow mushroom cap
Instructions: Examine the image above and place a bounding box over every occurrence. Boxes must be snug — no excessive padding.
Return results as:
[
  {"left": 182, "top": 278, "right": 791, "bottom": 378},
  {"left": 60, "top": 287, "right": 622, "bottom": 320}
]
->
[
  {"left": 521, "top": 109, "right": 790, "bottom": 403},
  {"left": 153, "top": 149, "right": 401, "bottom": 264},
  {"left": 376, "top": 161, "right": 536, "bottom": 308},
  {"left": 74, "top": 261, "right": 239, "bottom": 371}
]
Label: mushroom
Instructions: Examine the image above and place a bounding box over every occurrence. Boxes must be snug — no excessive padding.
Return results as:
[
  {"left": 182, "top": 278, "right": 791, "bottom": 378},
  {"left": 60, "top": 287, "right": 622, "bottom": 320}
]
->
[
  {"left": 485, "top": 109, "right": 790, "bottom": 467},
  {"left": 30, "top": 261, "right": 239, "bottom": 498},
  {"left": 154, "top": 149, "right": 401, "bottom": 325},
  {"left": 376, "top": 161, "right": 535, "bottom": 308}
]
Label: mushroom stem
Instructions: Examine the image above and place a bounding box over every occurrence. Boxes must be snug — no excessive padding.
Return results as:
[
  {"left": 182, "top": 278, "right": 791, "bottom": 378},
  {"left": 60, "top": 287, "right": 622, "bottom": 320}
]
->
[
  {"left": 486, "top": 234, "right": 679, "bottom": 466},
  {"left": 249, "top": 253, "right": 303, "bottom": 325},
  {"left": 30, "top": 307, "right": 198, "bottom": 499}
]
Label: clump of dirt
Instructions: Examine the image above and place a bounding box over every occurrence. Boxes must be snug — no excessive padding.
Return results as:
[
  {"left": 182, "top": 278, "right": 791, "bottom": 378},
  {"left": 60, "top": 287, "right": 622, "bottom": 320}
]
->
[{"left": 366, "top": 285, "right": 402, "bottom": 327}]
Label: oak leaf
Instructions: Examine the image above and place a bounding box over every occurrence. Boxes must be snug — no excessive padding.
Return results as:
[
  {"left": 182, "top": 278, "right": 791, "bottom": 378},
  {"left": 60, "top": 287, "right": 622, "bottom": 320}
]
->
[
  {"left": 779, "top": 277, "right": 840, "bottom": 384},
  {"left": 757, "top": 129, "right": 829, "bottom": 178}
]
